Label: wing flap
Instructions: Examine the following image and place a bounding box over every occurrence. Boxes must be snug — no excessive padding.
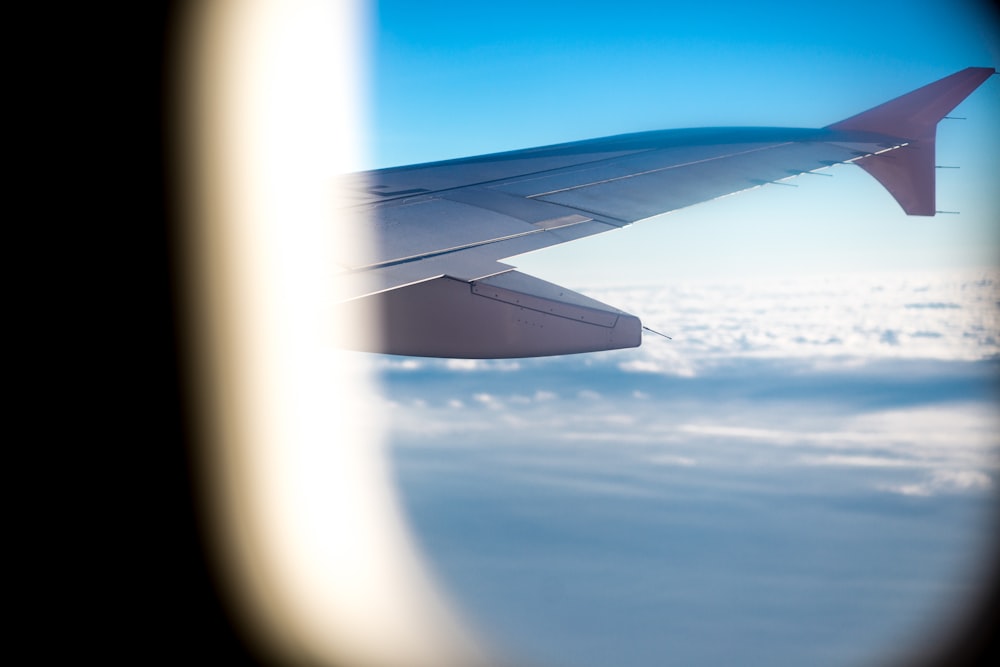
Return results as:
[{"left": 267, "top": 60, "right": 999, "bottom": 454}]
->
[
  {"left": 349, "top": 197, "right": 538, "bottom": 268},
  {"left": 440, "top": 187, "right": 593, "bottom": 226},
  {"left": 337, "top": 271, "right": 641, "bottom": 358}
]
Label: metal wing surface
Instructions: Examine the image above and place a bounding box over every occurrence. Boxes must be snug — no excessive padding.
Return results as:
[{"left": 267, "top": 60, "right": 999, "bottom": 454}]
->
[{"left": 336, "top": 67, "right": 994, "bottom": 358}]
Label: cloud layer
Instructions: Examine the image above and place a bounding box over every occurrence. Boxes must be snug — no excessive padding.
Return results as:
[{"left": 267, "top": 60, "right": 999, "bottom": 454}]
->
[
  {"left": 373, "top": 269, "right": 999, "bottom": 498},
  {"left": 371, "top": 269, "right": 999, "bottom": 667}
]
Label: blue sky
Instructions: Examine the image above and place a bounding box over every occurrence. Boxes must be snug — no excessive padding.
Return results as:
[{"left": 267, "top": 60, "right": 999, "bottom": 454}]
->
[
  {"left": 363, "top": 3, "right": 1000, "bottom": 667},
  {"left": 367, "top": 0, "right": 999, "bottom": 282}
]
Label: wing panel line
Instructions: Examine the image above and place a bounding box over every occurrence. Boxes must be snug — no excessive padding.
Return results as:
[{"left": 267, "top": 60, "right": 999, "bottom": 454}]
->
[{"left": 523, "top": 142, "right": 795, "bottom": 198}]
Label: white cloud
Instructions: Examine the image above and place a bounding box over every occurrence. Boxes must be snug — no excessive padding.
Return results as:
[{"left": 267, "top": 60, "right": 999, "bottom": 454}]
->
[
  {"left": 379, "top": 270, "right": 999, "bottom": 498},
  {"left": 646, "top": 454, "right": 697, "bottom": 467},
  {"left": 441, "top": 358, "right": 522, "bottom": 372},
  {"left": 472, "top": 392, "right": 504, "bottom": 410},
  {"left": 494, "top": 360, "right": 522, "bottom": 371},
  {"left": 798, "top": 454, "right": 932, "bottom": 469},
  {"left": 374, "top": 357, "right": 424, "bottom": 371},
  {"left": 445, "top": 359, "right": 483, "bottom": 371},
  {"left": 600, "top": 413, "right": 636, "bottom": 426},
  {"left": 589, "top": 269, "right": 1000, "bottom": 374},
  {"left": 888, "top": 483, "right": 935, "bottom": 497},
  {"left": 882, "top": 469, "right": 993, "bottom": 496},
  {"left": 677, "top": 404, "right": 999, "bottom": 466},
  {"left": 509, "top": 472, "right": 661, "bottom": 499},
  {"left": 555, "top": 430, "right": 676, "bottom": 444},
  {"left": 928, "top": 469, "right": 993, "bottom": 491},
  {"left": 679, "top": 423, "right": 794, "bottom": 443}
]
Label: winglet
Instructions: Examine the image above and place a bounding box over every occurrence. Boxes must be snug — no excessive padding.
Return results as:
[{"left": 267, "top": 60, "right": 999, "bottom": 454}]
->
[{"left": 826, "top": 67, "right": 995, "bottom": 215}]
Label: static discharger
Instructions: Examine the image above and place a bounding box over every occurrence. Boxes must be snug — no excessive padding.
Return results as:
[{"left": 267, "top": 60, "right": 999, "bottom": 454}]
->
[{"left": 642, "top": 325, "right": 673, "bottom": 340}]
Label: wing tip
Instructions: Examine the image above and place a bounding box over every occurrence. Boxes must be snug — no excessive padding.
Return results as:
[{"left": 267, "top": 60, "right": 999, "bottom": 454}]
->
[
  {"left": 827, "top": 66, "right": 995, "bottom": 140},
  {"left": 829, "top": 67, "right": 995, "bottom": 216}
]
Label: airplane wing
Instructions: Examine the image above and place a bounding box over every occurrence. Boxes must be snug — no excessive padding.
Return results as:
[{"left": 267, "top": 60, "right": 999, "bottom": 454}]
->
[{"left": 336, "top": 67, "right": 994, "bottom": 358}]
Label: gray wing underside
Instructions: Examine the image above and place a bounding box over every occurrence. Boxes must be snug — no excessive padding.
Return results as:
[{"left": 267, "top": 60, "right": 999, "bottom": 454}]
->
[{"left": 335, "top": 68, "right": 994, "bottom": 358}]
